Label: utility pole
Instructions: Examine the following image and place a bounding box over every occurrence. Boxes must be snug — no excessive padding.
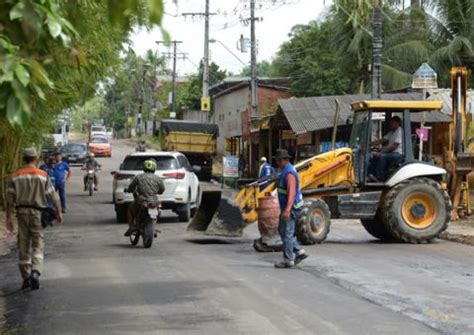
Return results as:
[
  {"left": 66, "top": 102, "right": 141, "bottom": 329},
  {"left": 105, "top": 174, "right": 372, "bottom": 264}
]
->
[
  {"left": 157, "top": 40, "right": 183, "bottom": 119},
  {"left": 250, "top": 0, "right": 258, "bottom": 118},
  {"left": 182, "top": 1, "right": 216, "bottom": 107},
  {"left": 371, "top": 0, "right": 383, "bottom": 99}
]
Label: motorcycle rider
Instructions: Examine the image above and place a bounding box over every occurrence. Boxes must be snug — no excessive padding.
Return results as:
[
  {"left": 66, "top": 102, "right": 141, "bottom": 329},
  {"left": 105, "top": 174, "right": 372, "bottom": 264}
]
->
[
  {"left": 82, "top": 152, "right": 101, "bottom": 191},
  {"left": 124, "top": 159, "right": 165, "bottom": 237}
]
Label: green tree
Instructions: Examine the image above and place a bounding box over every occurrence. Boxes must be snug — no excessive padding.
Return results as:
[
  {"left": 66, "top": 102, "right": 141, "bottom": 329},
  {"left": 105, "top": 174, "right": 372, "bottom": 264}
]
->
[
  {"left": 183, "top": 61, "right": 227, "bottom": 111},
  {"left": 240, "top": 61, "right": 277, "bottom": 78},
  {"left": 272, "top": 22, "right": 351, "bottom": 96}
]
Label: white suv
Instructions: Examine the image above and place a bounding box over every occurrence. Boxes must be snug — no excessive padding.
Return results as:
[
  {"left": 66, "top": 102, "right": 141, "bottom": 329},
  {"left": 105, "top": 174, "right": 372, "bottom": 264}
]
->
[{"left": 112, "top": 151, "right": 201, "bottom": 223}]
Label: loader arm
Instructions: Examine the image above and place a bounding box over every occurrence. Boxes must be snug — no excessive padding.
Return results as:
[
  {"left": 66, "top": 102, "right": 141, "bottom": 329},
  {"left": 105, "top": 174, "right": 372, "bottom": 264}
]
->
[{"left": 236, "top": 148, "right": 355, "bottom": 223}]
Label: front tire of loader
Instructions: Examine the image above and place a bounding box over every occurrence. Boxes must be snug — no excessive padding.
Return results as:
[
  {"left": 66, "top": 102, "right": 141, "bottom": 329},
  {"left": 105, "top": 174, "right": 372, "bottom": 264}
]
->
[
  {"left": 361, "top": 212, "right": 394, "bottom": 241},
  {"left": 296, "top": 199, "right": 331, "bottom": 245},
  {"left": 382, "top": 178, "right": 451, "bottom": 244}
]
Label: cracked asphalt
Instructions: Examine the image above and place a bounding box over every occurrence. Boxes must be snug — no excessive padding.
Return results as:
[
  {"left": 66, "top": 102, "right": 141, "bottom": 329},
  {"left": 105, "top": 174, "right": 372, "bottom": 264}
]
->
[{"left": 1, "top": 142, "right": 473, "bottom": 335}]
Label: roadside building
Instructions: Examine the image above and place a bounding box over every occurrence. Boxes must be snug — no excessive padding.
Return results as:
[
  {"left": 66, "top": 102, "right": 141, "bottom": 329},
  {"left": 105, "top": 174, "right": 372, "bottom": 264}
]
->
[
  {"left": 269, "top": 92, "right": 454, "bottom": 162},
  {"left": 210, "top": 77, "right": 290, "bottom": 176}
]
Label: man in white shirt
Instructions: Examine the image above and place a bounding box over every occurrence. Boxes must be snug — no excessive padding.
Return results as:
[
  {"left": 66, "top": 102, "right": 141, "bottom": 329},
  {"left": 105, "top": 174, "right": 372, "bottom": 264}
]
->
[{"left": 368, "top": 116, "right": 403, "bottom": 181}]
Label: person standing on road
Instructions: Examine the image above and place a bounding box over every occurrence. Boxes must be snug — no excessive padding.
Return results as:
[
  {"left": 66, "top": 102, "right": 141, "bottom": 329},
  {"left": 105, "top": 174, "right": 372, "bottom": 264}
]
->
[
  {"left": 53, "top": 152, "right": 71, "bottom": 213},
  {"left": 274, "top": 149, "right": 308, "bottom": 269},
  {"left": 259, "top": 157, "right": 276, "bottom": 179},
  {"left": 5, "top": 148, "right": 63, "bottom": 290}
]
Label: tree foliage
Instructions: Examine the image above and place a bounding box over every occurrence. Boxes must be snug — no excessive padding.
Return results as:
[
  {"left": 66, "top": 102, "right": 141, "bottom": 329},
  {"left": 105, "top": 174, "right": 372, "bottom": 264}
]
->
[{"left": 0, "top": 0, "right": 166, "bottom": 205}]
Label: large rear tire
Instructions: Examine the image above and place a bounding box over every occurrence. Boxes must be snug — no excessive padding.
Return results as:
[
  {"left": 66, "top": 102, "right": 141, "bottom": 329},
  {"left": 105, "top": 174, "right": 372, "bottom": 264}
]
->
[
  {"left": 382, "top": 178, "right": 451, "bottom": 243},
  {"left": 361, "top": 213, "right": 394, "bottom": 240},
  {"left": 296, "top": 199, "right": 331, "bottom": 245},
  {"left": 142, "top": 222, "right": 154, "bottom": 248}
]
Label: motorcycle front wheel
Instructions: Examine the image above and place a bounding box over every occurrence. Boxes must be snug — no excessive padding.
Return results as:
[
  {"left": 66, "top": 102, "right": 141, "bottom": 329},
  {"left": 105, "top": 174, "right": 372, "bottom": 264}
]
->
[
  {"left": 89, "top": 182, "right": 93, "bottom": 196},
  {"left": 142, "top": 221, "right": 154, "bottom": 248}
]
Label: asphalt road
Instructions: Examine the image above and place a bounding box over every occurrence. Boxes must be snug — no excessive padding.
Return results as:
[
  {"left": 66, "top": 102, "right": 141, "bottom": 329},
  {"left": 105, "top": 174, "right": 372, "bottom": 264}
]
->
[{"left": 1, "top": 142, "right": 473, "bottom": 335}]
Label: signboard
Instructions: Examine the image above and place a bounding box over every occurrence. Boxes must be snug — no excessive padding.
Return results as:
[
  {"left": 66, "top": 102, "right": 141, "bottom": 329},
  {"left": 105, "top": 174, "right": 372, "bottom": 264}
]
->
[
  {"left": 412, "top": 63, "right": 438, "bottom": 89},
  {"left": 281, "top": 130, "right": 296, "bottom": 140},
  {"left": 127, "top": 117, "right": 133, "bottom": 126},
  {"left": 416, "top": 127, "right": 430, "bottom": 142},
  {"left": 223, "top": 156, "right": 239, "bottom": 178},
  {"left": 297, "top": 133, "right": 312, "bottom": 145},
  {"left": 201, "top": 97, "right": 211, "bottom": 111}
]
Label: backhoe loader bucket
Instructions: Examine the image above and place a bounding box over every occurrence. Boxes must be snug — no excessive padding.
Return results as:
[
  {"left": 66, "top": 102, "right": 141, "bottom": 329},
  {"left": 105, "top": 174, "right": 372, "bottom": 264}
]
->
[{"left": 187, "top": 190, "right": 246, "bottom": 237}]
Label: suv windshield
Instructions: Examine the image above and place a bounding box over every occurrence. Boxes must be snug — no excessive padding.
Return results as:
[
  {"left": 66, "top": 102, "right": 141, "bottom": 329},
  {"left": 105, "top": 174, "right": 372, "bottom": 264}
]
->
[
  {"left": 92, "top": 126, "right": 105, "bottom": 132},
  {"left": 64, "top": 144, "right": 86, "bottom": 152},
  {"left": 121, "top": 156, "right": 178, "bottom": 171}
]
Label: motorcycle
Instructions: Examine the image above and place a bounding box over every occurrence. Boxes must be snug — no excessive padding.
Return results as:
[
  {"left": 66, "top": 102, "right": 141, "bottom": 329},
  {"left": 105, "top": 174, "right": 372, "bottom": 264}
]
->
[
  {"left": 82, "top": 166, "right": 99, "bottom": 196},
  {"left": 136, "top": 140, "right": 147, "bottom": 152},
  {"left": 126, "top": 192, "right": 160, "bottom": 248}
]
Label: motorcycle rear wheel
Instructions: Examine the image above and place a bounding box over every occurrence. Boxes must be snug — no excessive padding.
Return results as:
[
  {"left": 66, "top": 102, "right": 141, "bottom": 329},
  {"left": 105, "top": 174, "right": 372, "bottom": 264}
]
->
[{"left": 142, "top": 222, "right": 154, "bottom": 248}]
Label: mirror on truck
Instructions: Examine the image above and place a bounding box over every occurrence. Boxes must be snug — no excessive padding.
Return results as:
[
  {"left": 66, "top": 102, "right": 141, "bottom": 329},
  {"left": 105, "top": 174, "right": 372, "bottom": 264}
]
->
[{"left": 192, "top": 165, "right": 202, "bottom": 173}]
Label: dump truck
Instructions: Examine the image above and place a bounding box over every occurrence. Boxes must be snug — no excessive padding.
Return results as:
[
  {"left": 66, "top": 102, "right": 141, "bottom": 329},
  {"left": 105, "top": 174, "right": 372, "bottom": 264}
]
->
[
  {"left": 159, "top": 119, "right": 218, "bottom": 181},
  {"left": 189, "top": 99, "right": 454, "bottom": 246}
]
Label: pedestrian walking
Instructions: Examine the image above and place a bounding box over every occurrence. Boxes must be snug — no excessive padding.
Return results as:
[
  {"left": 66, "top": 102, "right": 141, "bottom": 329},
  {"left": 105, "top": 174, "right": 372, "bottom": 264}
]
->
[
  {"left": 39, "top": 157, "right": 57, "bottom": 227},
  {"left": 5, "top": 148, "right": 63, "bottom": 290},
  {"left": 53, "top": 152, "right": 71, "bottom": 213},
  {"left": 273, "top": 149, "right": 308, "bottom": 268}
]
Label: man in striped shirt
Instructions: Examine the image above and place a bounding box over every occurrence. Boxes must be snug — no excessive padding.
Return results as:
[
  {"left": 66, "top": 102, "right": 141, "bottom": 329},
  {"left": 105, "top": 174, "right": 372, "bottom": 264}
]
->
[{"left": 5, "top": 148, "right": 63, "bottom": 290}]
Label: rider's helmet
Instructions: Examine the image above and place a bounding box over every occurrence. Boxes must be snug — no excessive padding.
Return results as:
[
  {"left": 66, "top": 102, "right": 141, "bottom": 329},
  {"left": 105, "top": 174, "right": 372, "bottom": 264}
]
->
[
  {"left": 143, "top": 159, "right": 157, "bottom": 173},
  {"left": 87, "top": 152, "right": 95, "bottom": 158}
]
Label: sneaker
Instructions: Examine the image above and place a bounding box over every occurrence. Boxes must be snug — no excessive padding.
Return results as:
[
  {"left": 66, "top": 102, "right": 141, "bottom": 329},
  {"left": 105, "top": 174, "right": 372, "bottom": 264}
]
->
[
  {"left": 22, "top": 277, "right": 31, "bottom": 290},
  {"left": 30, "top": 271, "right": 40, "bottom": 290},
  {"left": 295, "top": 250, "right": 309, "bottom": 265},
  {"left": 274, "top": 260, "right": 295, "bottom": 269},
  {"left": 124, "top": 228, "right": 132, "bottom": 237},
  {"left": 94, "top": 187, "right": 98, "bottom": 191},
  {"left": 61, "top": 208, "right": 66, "bottom": 213}
]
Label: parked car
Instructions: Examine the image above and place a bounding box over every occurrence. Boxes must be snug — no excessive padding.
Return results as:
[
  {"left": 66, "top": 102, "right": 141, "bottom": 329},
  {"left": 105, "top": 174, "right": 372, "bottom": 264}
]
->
[
  {"left": 111, "top": 151, "right": 201, "bottom": 223},
  {"left": 62, "top": 143, "right": 88, "bottom": 164},
  {"left": 88, "top": 137, "right": 112, "bottom": 157}
]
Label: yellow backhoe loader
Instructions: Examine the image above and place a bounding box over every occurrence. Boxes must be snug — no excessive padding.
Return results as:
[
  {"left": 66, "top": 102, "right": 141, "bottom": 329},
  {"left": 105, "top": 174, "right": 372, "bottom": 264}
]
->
[
  {"left": 189, "top": 100, "right": 453, "bottom": 245},
  {"left": 189, "top": 67, "right": 473, "bottom": 246}
]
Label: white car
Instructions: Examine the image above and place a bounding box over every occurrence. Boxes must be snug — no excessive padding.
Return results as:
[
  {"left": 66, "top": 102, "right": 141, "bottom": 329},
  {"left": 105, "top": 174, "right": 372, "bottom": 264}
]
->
[
  {"left": 112, "top": 151, "right": 201, "bottom": 223},
  {"left": 91, "top": 125, "right": 107, "bottom": 138}
]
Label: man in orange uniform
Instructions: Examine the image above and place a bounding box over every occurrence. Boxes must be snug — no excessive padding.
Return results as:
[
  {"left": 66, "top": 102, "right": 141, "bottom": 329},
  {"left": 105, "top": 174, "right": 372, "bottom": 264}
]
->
[{"left": 5, "top": 148, "right": 63, "bottom": 290}]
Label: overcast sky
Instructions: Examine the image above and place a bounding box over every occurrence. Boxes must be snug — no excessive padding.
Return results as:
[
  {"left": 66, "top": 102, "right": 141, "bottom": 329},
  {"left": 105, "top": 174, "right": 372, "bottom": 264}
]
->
[{"left": 131, "top": 0, "right": 331, "bottom": 76}]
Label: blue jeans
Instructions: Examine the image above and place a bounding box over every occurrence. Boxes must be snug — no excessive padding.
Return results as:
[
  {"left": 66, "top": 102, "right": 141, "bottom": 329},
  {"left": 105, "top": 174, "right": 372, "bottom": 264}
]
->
[
  {"left": 278, "top": 210, "right": 303, "bottom": 261},
  {"left": 55, "top": 183, "right": 66, "bottom": 209},
  {"left": 369, "top": 152, "right": 402, "bottom": 181}
]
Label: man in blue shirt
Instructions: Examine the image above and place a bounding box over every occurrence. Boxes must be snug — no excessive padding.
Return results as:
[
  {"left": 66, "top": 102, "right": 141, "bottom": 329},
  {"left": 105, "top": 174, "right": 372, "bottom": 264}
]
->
[
  {"left": 259, "top": 157, "right": 275, "bottom": 179},
  {"left": 53, "top": 152, "right": 71, "bottom": 213},
  {"left": 274, "top": 149, "right": 308, "bottom": 269},
  {"left": 40, "top": 157, "right": 58, "bottom": 226}
]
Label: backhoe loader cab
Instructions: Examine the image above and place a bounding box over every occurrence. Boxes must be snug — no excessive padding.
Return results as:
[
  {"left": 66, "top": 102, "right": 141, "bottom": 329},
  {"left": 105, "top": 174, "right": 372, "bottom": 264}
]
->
[{"left": 349, "top": 100, "right": 447, "bottom": 186}]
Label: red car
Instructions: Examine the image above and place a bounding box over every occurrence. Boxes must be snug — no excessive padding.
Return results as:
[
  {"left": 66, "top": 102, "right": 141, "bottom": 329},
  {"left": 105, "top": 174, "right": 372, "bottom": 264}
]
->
[{"left": 89, "top": 137, "right": 112, "bottom": 157}]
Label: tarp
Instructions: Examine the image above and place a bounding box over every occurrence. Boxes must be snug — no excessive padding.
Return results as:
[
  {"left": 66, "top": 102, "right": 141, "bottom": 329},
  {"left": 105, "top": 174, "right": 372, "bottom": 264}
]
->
[{"left": 160, "top": 119, "right": 219, "bottom": 137}]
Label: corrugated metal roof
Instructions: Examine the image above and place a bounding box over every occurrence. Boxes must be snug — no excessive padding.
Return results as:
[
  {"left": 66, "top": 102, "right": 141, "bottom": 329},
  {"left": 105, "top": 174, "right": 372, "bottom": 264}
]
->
[{"left": 278, "top": 92, "right": 462, "bottom": 134}]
